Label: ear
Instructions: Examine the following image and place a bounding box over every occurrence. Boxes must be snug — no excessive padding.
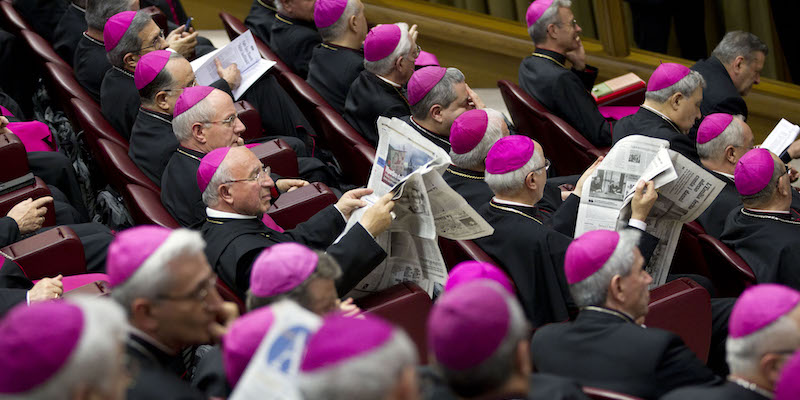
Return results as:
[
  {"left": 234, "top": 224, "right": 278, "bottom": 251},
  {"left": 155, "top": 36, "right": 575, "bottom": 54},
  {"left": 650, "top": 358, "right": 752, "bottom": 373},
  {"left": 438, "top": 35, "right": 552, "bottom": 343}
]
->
[
  {"left": 430, "top": 104, "right": 444, "bottom": 123},
  {"left": 546, "top": 23, "right": 558, "bottom": 39},
  {"left": 154, "top": 91, "right": 171, "bottom": 112},
  {"left": 394, "top": 55, "right": 405, "bottom": 71},
  {"left": 760, "top": 353, "right": 786, "bottom": 388},
  {"left": 524, "top": 171, "right": 538, "bottom": 191},
  {"left": 608, "top": 274, "right": 625, "bottom": 303},
  {"left": 724, "top": 145, "right": 738, "bottom": 165},
  {"left": 191, "top": 123, "right": 206, "bottom": 144},
  {"left": 732, "top": 55, "right": 746, "bottom": 73},
  {"left": 123, "top": 52, "right": 139, "bottom": 71},
  {"left": 779, "top": 174, "right": 792, "bottom": 197},
  {"left": 670, "top": 92, "right": 684, "bottom": 111},
  {"left": 218, "top": 182, "right": 235, "bottom": 205},
  {"left": 130, "top": 298, "right": 157, "bottom": 331},
  {"left": 515, "top": 340, "right": 533, "bottom": 376},
  {"left": 348, "top": 14, "right": 358, "bottom": 32}
]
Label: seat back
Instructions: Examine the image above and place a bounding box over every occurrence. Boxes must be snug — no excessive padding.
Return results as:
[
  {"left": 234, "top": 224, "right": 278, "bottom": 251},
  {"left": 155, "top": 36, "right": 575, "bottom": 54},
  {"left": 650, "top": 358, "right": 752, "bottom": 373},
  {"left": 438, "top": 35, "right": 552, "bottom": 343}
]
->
[
  {"left": 234, "top": 100, "right": 264, "bottom": 141},
  {"left": 0, "top": 133, "right": 30, "bottom": 182},
  {"left": 583, "top": 387, "right": 643, "bottom": 400},
  {"left": 219, "top": 11, "right": 247, "bottom": 40},
  {"left": 1, "top": 226, "right": 86, "bottom": 279},
  {"left": 274, "top": 70, "right": 332, "bottom": 137},
  {"left": 267, "top": 182, "right": 337, "bottom": 229},
  {"left": 646, "top": 277, "right": 712, "bottom": 363},
  {"left": 123, "top": 184, "right": 179, "bottom": 228},
  {"left": 70, "top": 97, "right": 128, "bottom": 151},
  {"left": 96, "top": 139, "right": 160, "bottom": 193},
  {"left": 0, "top": 177, "right": 56, "bottom": 227},
  {"left": 249, "top": 139, "right": 299, "bottom": 178},
  {"left": 697, "top": 233, "right": 757, "bottom": 297},
  {"left": 669, "top": 221, "right": 712, "bottom": 278},
  {"left": 313, "top": 106, "right": 374, "bottom": 185},
  {"left": 19, "top": 29, "right": 69, "bottom": 70},
  {"left": 438, "top": 237, "right": 494, "bottom": 270},
  {"left": 253, "top": 36, "right": 291, "bottom": 76},
  {"left": 0, "top": 0, "right": 32, "bottom": 34}
]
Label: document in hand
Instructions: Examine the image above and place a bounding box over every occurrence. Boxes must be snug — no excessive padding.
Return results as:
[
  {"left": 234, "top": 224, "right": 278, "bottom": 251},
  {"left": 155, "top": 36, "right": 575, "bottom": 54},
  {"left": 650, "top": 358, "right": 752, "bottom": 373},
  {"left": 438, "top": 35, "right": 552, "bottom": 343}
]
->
[
  {"left": 190, "top": 30, "right": 276, "bottom": 100},
  {"left": 761, "top": 118, "right": 800, "bottom": 157}
]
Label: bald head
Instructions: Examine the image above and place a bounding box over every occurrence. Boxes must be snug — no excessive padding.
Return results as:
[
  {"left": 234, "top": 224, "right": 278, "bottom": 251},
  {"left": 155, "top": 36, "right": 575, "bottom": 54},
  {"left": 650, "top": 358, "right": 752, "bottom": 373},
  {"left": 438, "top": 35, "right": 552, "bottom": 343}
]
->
[{"left": 172, "top": 89, "right": 244, "bottom": 152}]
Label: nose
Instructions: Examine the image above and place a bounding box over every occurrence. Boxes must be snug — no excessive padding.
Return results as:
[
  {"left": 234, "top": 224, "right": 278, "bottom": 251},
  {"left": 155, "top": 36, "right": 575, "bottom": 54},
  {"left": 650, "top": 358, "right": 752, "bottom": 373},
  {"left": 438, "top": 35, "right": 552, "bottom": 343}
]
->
[
  {"left": 575, "top": 23, "right": 582, "bottom": 34},
  {"left": 261, "top": 174, "right": 274, "bottom": 189},
  {"left": 206, "top": 284, "right": 224, "bottom": 308},
  {"left": 645, "top": 271, "right": 653, "bottom": 284},
  {"left": 754, "top": 74, "right": 761, "bottom": 85},
  {"left": 233, "top": 117, "right": 246, "bottom": 135}
]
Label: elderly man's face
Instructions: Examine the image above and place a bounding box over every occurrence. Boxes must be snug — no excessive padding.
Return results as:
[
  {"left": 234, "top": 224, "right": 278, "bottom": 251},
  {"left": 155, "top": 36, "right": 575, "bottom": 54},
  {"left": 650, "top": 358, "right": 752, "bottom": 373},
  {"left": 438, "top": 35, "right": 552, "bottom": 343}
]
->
[
  {"left": 285, "top": 0, "right": 316, "bottom": 21},
  {"left": 137, "top": 19, "right": 168, "bottom": 57},
  {"left": 160, "top": 58, "right": 196, "bottom": 113},
  {"left": 439, "top": 81, "right": 472, "bottom": 136},
  {"left": 730, "top": 119, "right": 755, "bottom": 164},
  {"left": 225, "top": 148, "right": 276, "bottom": 216},
  {"left": 674, "top": 87, "right": 703, "bottom": 133},
  {"left": 305, "top": 278, "right": 338, "bottom": 316},
  {"left": 553, "top": 7, "right": 582, "bottom": 53},
  {"left": 618, "top": 247, "right": 652, "bottom": 320},
  {"left": 202, "top": 91, "right": 245, "bottom": 149},
  {"left": 353, "top": 1, "right": 368, "bottom": 42},
  {"left": 398, "top": 34, "right": 420, "bottom": 85},
  {"left": 735, "top": 51, "right": 765, "bottom": 96}
]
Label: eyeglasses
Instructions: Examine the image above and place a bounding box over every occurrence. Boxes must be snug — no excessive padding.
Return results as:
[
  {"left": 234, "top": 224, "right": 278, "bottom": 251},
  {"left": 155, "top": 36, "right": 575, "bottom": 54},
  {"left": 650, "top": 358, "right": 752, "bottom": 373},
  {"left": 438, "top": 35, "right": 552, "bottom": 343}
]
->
[
  {"left": 157, "top": 274, "right": 217, "bottom": 303},
  {"left": 163, "top": 79, "right": 198, "bottom": 93},
  {"left": 531, "top": 159, "right": 551, "bottom": 174},
  {"left": 785, "top": 164, "right": 791, "bottom": 176},
  {"left": 203, "top": 113, "right": 239, "bottom": 128},
  {"left": 556, "top": 19, "right": 578, "bottom": 28},
  {"left": 139, "top": 29, "right": 166, "bottom": 53},
  {"left": 225, "top": 166, "right": 271, "bottom": 184}
]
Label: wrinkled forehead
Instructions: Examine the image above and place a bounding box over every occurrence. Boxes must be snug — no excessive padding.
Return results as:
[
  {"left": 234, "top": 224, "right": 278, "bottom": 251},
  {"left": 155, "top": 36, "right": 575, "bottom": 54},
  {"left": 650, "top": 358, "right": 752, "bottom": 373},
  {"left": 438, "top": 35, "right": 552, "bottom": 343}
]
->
[{"left": 166, "top": 57, "right": 194, "bottom": 84}]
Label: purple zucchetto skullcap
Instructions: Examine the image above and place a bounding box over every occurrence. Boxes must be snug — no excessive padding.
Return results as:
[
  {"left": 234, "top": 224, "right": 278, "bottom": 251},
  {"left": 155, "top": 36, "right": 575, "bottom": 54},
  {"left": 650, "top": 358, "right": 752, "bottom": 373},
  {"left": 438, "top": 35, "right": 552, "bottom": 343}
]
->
[
  {"left": 565, "top": 230, "right": 620, "bottom": 284},
  {"left": 408, "top": 66, "right": 447, "bottom": 106},
  {"left": 103, "top": 11, "right": 137, "bottom": 52},
  {"left": 450, "top": 109, "right": 489, "bottom": 155},
  {"left": 776, "top": 350, "right": 800, "bottom": 400},
  {"left": 364, "top": 24, "right": 402, "bottom": 62},
  {"left": 526, "top": 0, "right": 555, "bottom": 27},
  {"left": 647, "top": 63, "right": 691, "bottom": 92},
  {"left": 428, "top": 281, "right": 511, "bottom": 370},
  {"left": 300, "top": 314, "right": 393, "bottom": 372},
  {"left": 314, "top": 0, "right": 348, "bottom": 29},
  {"left": 445, "top": 260, "right": 514, "bottom": 294},
  {"left": 734, "top": 148, "right": 776, "bottom": 196},
  {"left": 106, "top": 225, "right": 173, "bottom": 287},
  {"left": 415, "top": 50, "right": 439, "bottom": 67},
  {"left": 197, "top": 147, "right": 232, "bottom": 193},
  {"left": 173, "top": 85, "right": 215, "bottom": 118},
  {"left": 0, "top": 302, "right": 84, "bottom": 393},
  {"left": 134, "top": 50, "right": 172, "bottom": 90},
  {"left": 485, "top": 135, "right": 535, "bottom": 174},
  {"left": 250, "top": 243, "right": 319, "bottom": 297},
  {"left": 729, "top": 284, "right": 800, "bottom": 339},
  {"left": 696, "top": 113, "right": 734, "bottom": 144},
  {"left": 222, "top": 306, "right": 276, "bottom": 386}
]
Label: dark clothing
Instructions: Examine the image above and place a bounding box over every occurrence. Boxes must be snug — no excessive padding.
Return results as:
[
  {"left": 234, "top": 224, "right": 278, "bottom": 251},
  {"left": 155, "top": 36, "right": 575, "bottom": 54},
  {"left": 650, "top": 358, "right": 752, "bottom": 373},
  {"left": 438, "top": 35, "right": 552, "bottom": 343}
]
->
[
  {"left": 190, "top": 346, "right": 230, "bottom": 398},
  {"left": 269, "top": 13, "right": 321, "bottom": 78},
  {"left": 696, "top": 171, "right": 740, "bottom": 238},
  {"left": 0, "top": 286, "right": 26, "bottom": 317},
  {"left": 126, "top": 332, "right": 206, "bottom": 400},
  {"left": 52, "top": 3, "right": 86, "bottom": 65},
  {"left": 161, "top": 146, "right": 206, "bottom": 228},
  {"left": 244, "top": 0, "right": 277, "bottom": 45},
  {"left": 418, "top": 366, "right": 590, "bottom": 400},
  {"left": 531, "top": 307, "right": 720, "bottom": 399},
  {"left": 612, "top": 107, "right": 700, "bottom": 164},
  {"left": 140, "top": 0, "right": 188, "bottom": 25},
  {"left": 241, "top": 74, "right": 318, "bottom": 141},
  {"left": 0, "top": 89, "right": 25, "bottom": 119},
  {"left": 691, "top": 57, "right": 748, "bottom": 118},
  {"left": 307, "top": 43, "right": 365, "bottom": 113},
  {"left": 74, "top": 33, "right": 110, "bottom": 102},
  {"left": 625, "top": 0, "right": 707, "bottom": 61},
  {"left": 12, "top": 0, "right": 68, "bottom": 43},
  {"left": 129, "top": 107, "right": 178, "bottom": 187},
  {"left": 662, "top": 380, "right": 769, "bottom": 400},
  {"left": 344, "top": 71, "right": 410, "bottom": 146},
  {"left": 518, "top": 49, "right": 612, "bottom": 147},
  {"left": 400, "top": 115, "right": 451, "bottom": 153},
  {"left": 441, "top": 165, "right": 563, "bottom": 213},
  {"left": 28, "top": 151, "right": 89, "bottom": 220},
  {"left": 200, "top": 206, "right": 386, "bottom": 298},
  {"left": 100, "top": 66, "right": 139, "bottom": 140}
]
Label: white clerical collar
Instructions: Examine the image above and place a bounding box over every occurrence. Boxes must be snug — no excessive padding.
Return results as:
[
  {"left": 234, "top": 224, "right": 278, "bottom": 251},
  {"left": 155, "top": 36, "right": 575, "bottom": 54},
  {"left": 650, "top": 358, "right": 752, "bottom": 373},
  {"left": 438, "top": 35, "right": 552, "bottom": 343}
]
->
[
  {"left": 128, "top": 325, "right": 177, "bottom": 356},
  {"left": 492, "top": 197, "right": 535, "bottom": 208},
  {"left": 714, "top": 170, "right": 735, "bottom": 180},
  {"left": 206, "top": 208, "right": 258, "bottom": 219},
  {"left": 744, "top": 208, "right": 791, "bottom": 215},
  {"left": 641, "top": 105, "right": 682, "bottom": 133},
  {"left": 376, "top": 75, "right": 402, "bottom": 88}
]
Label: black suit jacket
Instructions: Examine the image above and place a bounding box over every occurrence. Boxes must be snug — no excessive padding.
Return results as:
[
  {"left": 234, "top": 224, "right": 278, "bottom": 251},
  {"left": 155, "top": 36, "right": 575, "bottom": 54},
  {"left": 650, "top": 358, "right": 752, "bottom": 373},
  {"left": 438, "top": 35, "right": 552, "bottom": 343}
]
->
[
  {"left": 692, "top": 57, "right": 748, "bottom": 118},
  {"left": 269, "top": 13, "right": 320, "bottom": 78},
  {"left": 74, "top": 33, "right": 111, "bottom": 102},
  {"left": 125, "top": 333, "right": 206, "bottom": 400},
  {"left": 245, "top": 0, "right": 277, "bottom": 45},
  {"left": 129, "top": 107, "right": 178, "bottom": 187},
  {"left": 307, "top": 43, "right": 365, "bottom": 113},
  {"left": 418, "top": 366, "right": 590, "bottom": 400},
  {"left": 343, "top": 70, "right": 411, "bottom": 146},
  {"left": 662, "top": 380, "right": 769, "bottom": 400},
  {"left": 696, "top": 171, "right": 740, "bottom": 238},
  {"left": 613, "top": 107, "right": 700, "bottom": 164},
  {"left": 52, "top": 3, "right": 85, "bottom": 65},
  {"left": 161, "top": 146, "right": 207, "bottom": 227},
  {"left": 100, "top": 66, "right": 140, "bottom": 140},
  {"left": 0, "top": 287, "right": 26, "bottom": 317}
]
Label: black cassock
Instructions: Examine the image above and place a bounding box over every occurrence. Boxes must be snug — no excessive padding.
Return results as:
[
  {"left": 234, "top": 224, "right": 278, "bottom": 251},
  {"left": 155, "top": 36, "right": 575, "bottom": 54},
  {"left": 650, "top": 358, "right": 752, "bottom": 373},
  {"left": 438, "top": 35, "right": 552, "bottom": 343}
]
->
[
  {"left": 190, "top": 346, "right": 230, "bottom": 398},
  {"left": 344, "top": 71, "right": 410, "bottom": 146},
  {"left": 0, "top": 286, "right": 26, "bottom": 317},
  {"left": 245, "top": 0, "right": 277, "bottom": 45},
  {"left": 129, "top": 107, "right": 178, "bottom": 187},
  {"left": 200, "top": 206, "right": 386, "bottom": 298},
  {"left": 12, "top": 0, "right": 67, "bottom": 43},
  {"left": 307, "top": 43, "right": 365, "bottom": 113},
  {"left": 689, "top": 56, "right": 749, "bottom": 138},
  {"left": 53, "top": 2, "right": 86, "bottom": 66},
  {"left": 269, "top": 13, "right": 321, "bottom": 78},
  {"left": 125, "top": 333, "right": 206, "bottom": 400},
  {"left": 100, "top": 66, "right": 139, "bottom": 140},
  {"left": 161, "top": 146, "right": 206, "bottom": 227},
  {"left": 518, "top": 48, "right": 612, "bottom": 147},
  {"left": 74, "top": 33, "right": 110, "bottom": 102},
  {"left": 532, "top": 307, "right": 720, "bottom": 399},
  {"left": 27, "top": 151, "right": 89, "bottom": 219},
  {"left": 721, "top": 208, "right": 800, "bottom": 290},
  {"left": 662, "top": 381, "right": 769, "bottom": 400},
  {"left": 613, "top": 107, "right": 701, "bottom": 164},
  {"left": 140, "top": 0, "right": 188, "bottom": 25}
]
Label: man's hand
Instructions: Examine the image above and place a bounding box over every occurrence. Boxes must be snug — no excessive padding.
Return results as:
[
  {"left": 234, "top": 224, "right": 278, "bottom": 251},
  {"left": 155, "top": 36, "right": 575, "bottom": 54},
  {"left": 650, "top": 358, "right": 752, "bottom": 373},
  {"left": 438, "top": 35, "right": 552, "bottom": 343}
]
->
[
  {"left": 208, "top": 301, "right": 239, "bottom": 343},
  {"left": 215, "top": 59, "right": 241, "bottom": 90},
  {"left": 572, "top": 156, "right": 603, "bottom": 197},
  {"left": 335, "top": 188, "right": 372, "bottom": 220},
  {"left": 789, "top": 166, "right": 799, "bottom": 183},
  {"left": 631, "top": 180, "right": 658, "bottom": 221},
  {"left": 28, "top": 275, "right": 63, "bottom": 303},
  {"left": 0, "top": 116, "right": 10, "bottom": 135},
  {"left": 360, "top": 193, "right": 395, "bottom": 237},
  {"left": 465, "top": 84, "right": 485, "bottom": 110},
  {"left": 787, "top": 140, "right": 800, "bottom": 160},
  {"left": 276, "top": 179, "right": 309, "bottom": 193},
  {"left": 408, "top": 24, "right": 419, "bottom": 43},
  {"left": 338, "top": 297, "right": 363, "bottom": 318},
  {"left": 166, "top": 25, "right": 198, "bottom": 59},
  {"left": 7, "top": 197, "right": 53, "bottom": 234},
  {"left": 565, "top": 37, "right": 586, "bottom": 71}
]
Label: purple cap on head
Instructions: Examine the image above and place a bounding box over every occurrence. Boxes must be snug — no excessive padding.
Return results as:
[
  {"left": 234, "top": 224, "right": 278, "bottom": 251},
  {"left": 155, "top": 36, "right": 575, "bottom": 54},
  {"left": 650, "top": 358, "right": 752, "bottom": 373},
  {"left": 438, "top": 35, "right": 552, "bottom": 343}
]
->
[
  {"left": 729, "top": 284, "right": 800, "bottom": 338},
  {"left": 222, "top": 307, "right": 276, "bottom": 386},
  {"left": 565, "top": 230, "right": 620, "bottom": 284},
  {"left": 197, "top": 147, "right": 232, "bottom": 194},
  {"left": 696, "top": 113, "right": 734, "bottom": 144},
  {"left": 485, "top": 135, "right": 535, "bottom": 174},
  {"left": 428, "top": 281, "right": 511, "bottom": 370},
  {"left": 103, "top": 11, "right": 137, "bottom": 52},
  {"left": 647, "top": 63, "right": 691, "bottom": 92},
  {"left": 0, "top": 302, "right": 84, "bottom": 393},
  {"left": 300, "top": 314, "right": 393, "bottom": 372},
  {"left": 106, "top": 225, "right": 173, "bottom": 287},
  {"left": 526, "top": 0, "right": 555, "bottom": 27},
  {"left": 450, "top": 109, "right": 489, "bottom": 155},
  {"left": 776, "top": 350, "right": 800, "bottom": 400},
  {"left": 415, "top": 50, "right": 439, "bottom": 67},
  {"left": 314, "top": 0, "right": 348, "bottom": 29},
  {"left": 364, "top": 24, "right": 402, "bottom": 62},
  {"left": 734, "top": 148, "right": 776, "bottom": 196},
  {"left": 174, "top": 85, "right": 215, "bottom": 118},
  {"left": 250, "top": 243, "right": 319, "bottom": 297},
  {"left": 407, "top": 66, "right": 447, "bottom": 106},
  {"left": 134, "top": 50, "right": 172, "bottom": 90},
  {"left": 445, "top": 260, "right": 514, "bottom": 294}
]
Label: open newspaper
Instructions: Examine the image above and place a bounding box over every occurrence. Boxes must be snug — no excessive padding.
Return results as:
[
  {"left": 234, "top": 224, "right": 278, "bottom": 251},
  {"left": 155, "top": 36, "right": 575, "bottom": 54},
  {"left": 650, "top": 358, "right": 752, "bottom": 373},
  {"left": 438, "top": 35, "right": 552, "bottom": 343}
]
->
[
  {"left": 761, "top": 118, "right": 800, "bottom": 156},
  {"left": 340, "top": 117, "right": 494, "bottom": 299},
  {"left": 190, "top": 30, "right": 275, "bottom": 100},
  {"left": 575, "top": 135, "right": 724, "bottom": 287}
]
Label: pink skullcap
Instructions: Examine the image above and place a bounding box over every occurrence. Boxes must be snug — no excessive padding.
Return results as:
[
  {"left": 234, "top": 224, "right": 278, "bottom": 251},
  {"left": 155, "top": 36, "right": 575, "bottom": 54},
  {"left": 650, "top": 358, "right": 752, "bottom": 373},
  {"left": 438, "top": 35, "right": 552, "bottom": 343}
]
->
[
  {"left": 103, "top": 11, "right": 137, "bottom": 52},
  {"left": 222, "top": 307, "right": 275, "bottom": 386},
  {"left": 565, "top": 230, "right": 620, "bottom": 284},
  {"left": 408, "top": 66, "right": 447, "bottom": 106},
  {"left": 0, "top": 302, "right": 83, "bottom": 393},
  {"left": 485, "top": 135, "right": 535, "bottom": 174},
  {"left": 776, "top": 351, "right": 800, "bottom": 400},
  {"left": 428, "top": 281, "right": 511, "bottom": 370},
  {"left": 696, "top": 113, "right": 734, "bottom": 144},
  {"left": 300, "top": 314, "right": 393, "bottom": 372},
  {"left": 729, "top": 284, "right": 800, "bottom": 338},
  {"left": 364, "top": 24, "right": 402, "bottom": 62},
  {"left": 647, "top": 63, "right": 691, "bottom": 92},
  {"left": 106, "top": 225, "right": 173, "bottom": 287},
  {"left": 174, "top": 85, "right": 215, "bottom": 118},
  {"left": 526, "top": 0, "right": 555, "bottom": 27},
  {"left": 415, "top": 50, "right": 439, "bottom": 67},
  {"left": 197, "top": 147, "right": 232, "bottom": 193},
  {"left": 314, "top": 0, "right": 348, "bottom": 29},
  {"left": 734, "top": 148, "right": 776, "bottom": 196},
  {"left": 445, "top": 261, "right": 514, "bottom": 294},
  {"left": 250, "top": 243, "right": 319, "bottom": 297},
  {"left": 450, "top": 109, "right": 489, "bottom": 155},
  {"left": 134, "top": 50, "right": 171, "bottom": 90}
]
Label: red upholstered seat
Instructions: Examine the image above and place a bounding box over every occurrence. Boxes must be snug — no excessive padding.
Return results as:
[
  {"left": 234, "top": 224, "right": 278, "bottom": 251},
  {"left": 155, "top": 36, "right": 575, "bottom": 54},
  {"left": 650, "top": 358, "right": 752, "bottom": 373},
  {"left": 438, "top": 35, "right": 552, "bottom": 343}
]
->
[
  {"left": 234, "top": 100, "right": 264, "bottom": 141},
  {"left": 0, "top": 0, "right": 32, "bottom": 35},
  {"left": 122, "top": 184, "right": 180, "bottom": 229},
  {"left": 669, "top": 221, "right": 712, "bottom": 278},
  {"left": 697, "top": 233, "right": 757, "bottom": 297},
  {"left": 274, "top": 70, "right": 332, "bottom": 138},
  {"left": 249, "top": 139, "right": 299, "bottom": 177},
  {"left": 216, "top": 277, "right": 245, "bottom": 314},
  {"left": 219, "top": 11, "right": 246, "bottom": 41},
  {"left": 583, "top": 387, "right": 643, "bottom": 400},
  {"left": 45, "top": 62, "right": 97, "bottom": 126},
  {"left": 438, "top": 237, "right": 494, "bottom": 270},
  {"left": 0, "top": 133, "right": 30, "bottom": 183},
  {"left": 0, "top": 176, "right": 56, "bottom": 227},
  {"left": 266, "top": 182, "right": 337, "bottom": 230},
  {"left": 95, "top": 139, "right": 160, "bottom": 193},
  {"left": 69, "top": 97, "right": 127, "bottom": 151},
  {"left": 19, "top": 29, "right": 69, "bottom": 70},
  {"left": 646, "top": 277, "right": 711, "bottom": 363},
  {"left": 313, "top": 106, "right": 374, "bottom": 185},
  {"left": 252, "top": 36, "right": 292, "bottom": 76},
  {"left": 1, "top": 226, "right": 86, "bottom": 280}
]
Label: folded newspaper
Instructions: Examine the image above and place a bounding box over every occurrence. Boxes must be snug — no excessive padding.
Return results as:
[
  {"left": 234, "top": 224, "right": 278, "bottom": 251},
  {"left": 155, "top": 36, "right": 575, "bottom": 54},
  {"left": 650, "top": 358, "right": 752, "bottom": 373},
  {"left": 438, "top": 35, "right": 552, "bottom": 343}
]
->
[
  {"left": 575, "top": 135, "right": 724, "bottom": 287},
  {"left": 339, "top": 117, "right": 494, "bottom": 299}
]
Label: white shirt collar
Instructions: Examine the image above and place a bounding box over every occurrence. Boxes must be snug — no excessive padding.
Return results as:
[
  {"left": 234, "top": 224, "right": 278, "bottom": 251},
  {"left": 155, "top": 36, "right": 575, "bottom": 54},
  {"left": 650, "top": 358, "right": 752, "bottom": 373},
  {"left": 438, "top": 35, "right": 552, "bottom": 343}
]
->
[
  {"left": 492, "top": 197, "right": 535, "bottom": 208},
  {"left": 206, "top": 208, "right": 258, "bottom": 219},
  {"left": 376, "top": 75, "right": 402, "bottom": 87},
  {"left": 713, "top": 170, "right": 735, "bottom": 180},
  {"left": 745, "top": 208, "right": 791, "bottom": 215}
]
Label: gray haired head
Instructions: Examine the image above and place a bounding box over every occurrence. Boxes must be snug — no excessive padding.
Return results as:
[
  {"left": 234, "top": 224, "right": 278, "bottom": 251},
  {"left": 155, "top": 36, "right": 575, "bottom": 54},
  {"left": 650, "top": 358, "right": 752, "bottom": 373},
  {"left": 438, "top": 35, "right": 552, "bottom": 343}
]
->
[
  {"left": 645, "top": 70, "right": 706, "bottom": 103},
  {"left": 712, "top": 31, "right": 769, "bottom": 65},
  {"left": 527, "top": 0, "right": 572, "bottom": 44},
  {"left": 568, "top": 229, "right": 642, "bottom": 308},
  {"left": 105, "top": 10, "right": 152, "bottom": 68},
  {"left": 410, "top": 67, "right": 466, "bottom": 120},
  {"left": 317, "top": 0, "right": 361, "bottom": 42},
  {"left": 86, "top": 0, "right": 133, "bottom": 31}
]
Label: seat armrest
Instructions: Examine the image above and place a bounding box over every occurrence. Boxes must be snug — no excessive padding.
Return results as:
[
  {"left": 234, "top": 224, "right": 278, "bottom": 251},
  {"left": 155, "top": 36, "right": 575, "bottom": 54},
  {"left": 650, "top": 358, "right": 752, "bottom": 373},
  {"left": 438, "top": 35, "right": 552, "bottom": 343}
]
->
[
  {"left": 0, "top": 133, "right": 30, "bottom": 183},
  {"left": 235, "top": 100, "right": 264, "bottom": 141},
  {"left": 249, "top": 139, "right": 299, "bottom": 178},
  {"left": 267, "top": 182, "right": 337, "bottom": 229},
  {"left": 0, "top": 226, "right": 86, "bottom": 280},
  {"left": 0, "top": 177, "right": 56, "bottom": 227}
]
